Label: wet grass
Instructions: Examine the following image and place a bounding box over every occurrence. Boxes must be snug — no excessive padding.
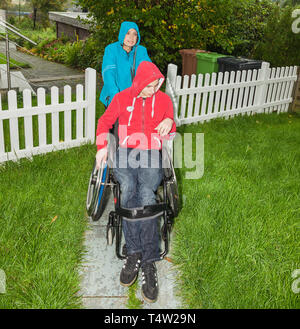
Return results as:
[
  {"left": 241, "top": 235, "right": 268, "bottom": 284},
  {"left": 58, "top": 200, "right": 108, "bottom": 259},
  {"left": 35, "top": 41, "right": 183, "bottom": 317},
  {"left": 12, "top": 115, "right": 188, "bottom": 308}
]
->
[
  {"left": 126, "top": 280, "right": 143, "bottom": 309},
  {"left": 0, "top": 93, "right": 105, "bottom": 308},
  {"left": 0, "top": 144, "right": 96, "bottom": 308},
  {"left": 0, "top": 53, "right": 31, "bottom": 69},
  {"left": 172, "top": 111, "right": 300, "bottom": 308}
]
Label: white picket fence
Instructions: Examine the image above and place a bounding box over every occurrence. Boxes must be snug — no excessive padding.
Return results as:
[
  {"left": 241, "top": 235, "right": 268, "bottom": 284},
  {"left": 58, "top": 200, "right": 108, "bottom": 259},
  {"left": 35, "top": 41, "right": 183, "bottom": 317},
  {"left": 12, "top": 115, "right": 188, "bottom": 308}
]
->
[
  {"left": 0, "top": 68, "right": 96, "bottom": 164},
  {"left": 166, "top": 62, "right": 298, "bottom": 126}
]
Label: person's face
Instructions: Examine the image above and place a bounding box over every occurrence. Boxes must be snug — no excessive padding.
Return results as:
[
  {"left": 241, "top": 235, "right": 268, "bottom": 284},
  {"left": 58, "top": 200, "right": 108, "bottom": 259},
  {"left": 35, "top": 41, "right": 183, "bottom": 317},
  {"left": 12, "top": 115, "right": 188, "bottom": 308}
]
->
[
  {"left": 123, "top": 28, "right": 138, "bottom": 48},
  {"left": 139, "top": 79, "right": 159, "bottom": 98}
]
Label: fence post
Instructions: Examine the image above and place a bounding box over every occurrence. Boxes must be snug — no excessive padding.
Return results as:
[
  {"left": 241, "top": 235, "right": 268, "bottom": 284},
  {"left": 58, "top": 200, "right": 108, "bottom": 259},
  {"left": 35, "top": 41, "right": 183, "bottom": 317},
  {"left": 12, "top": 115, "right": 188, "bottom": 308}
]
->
[
  {"left": 255, "top": 61, "right": 270, "bottom": 114},
  {"left": 166, "top": 63, "right": 180, "bottom": 126},
  {"left": 290, "top": 66, "right": 300, "bottom": 112},
  {"left": 85, "top": 67, "right": 96, "bottom": 143}
]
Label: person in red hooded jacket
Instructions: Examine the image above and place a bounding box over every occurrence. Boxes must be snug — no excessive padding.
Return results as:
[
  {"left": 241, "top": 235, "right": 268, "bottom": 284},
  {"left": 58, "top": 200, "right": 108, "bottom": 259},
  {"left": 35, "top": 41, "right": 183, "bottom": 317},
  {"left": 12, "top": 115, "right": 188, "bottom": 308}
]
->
[{"left": 95, "top": 61, "right": 176, "bottom": 303}]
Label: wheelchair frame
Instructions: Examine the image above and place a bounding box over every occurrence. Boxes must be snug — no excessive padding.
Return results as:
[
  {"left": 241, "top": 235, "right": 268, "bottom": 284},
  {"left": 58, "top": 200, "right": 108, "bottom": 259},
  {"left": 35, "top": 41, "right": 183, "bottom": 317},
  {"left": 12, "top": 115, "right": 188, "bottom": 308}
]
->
[{"left": 86, "top": 141, "right": 179, "bottom": 260}]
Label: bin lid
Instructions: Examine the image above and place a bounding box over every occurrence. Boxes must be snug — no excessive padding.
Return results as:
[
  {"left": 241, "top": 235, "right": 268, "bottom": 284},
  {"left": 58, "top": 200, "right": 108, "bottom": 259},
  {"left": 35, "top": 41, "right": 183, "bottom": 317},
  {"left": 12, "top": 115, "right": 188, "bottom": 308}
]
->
[
  {"left": 179, "top": 49, "right": 210, "bottom": 55},
  {"left": 239, "top": 58, "right": 263, "bottom": 64},
  {"left": 217, "top": 57, "right": 262, "bottom": 64},
  {"left": 196, "top": 52, "right": 227, "bottom": 62}
]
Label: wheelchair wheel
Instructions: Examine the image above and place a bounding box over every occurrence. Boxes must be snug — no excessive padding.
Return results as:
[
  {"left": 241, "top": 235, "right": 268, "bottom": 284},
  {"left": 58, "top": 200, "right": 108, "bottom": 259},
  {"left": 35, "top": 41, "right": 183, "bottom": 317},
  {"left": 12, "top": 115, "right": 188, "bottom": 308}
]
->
[
  {"left": 86, "top": 159, "right": 110, "bottom": 221},
  {"left": 163, "top": 152, "right": 180, "bottom": 218}
]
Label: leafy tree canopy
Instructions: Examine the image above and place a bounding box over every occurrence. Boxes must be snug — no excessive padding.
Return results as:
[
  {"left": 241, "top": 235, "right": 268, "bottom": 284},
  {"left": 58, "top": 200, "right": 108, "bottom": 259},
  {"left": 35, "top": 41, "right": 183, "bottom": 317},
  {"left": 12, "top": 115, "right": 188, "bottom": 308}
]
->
[{"left": 75, "top": 0, "right": 276, "bottom": 72}]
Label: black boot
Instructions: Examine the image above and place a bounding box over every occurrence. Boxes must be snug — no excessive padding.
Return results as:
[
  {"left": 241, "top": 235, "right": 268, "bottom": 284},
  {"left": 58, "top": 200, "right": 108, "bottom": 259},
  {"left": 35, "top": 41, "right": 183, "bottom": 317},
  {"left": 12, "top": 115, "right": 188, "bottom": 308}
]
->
[
  {"left": 141, "top": 262, "right": 158, "bottom": 303},
  {"left": 120, "top": 252, "right": 141, "bottom": 287}
]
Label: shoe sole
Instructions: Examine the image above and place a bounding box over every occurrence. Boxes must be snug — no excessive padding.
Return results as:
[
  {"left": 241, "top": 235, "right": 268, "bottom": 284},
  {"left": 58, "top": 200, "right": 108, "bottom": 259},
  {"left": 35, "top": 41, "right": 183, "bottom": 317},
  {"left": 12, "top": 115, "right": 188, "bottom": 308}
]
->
[
  {"left": 141, "top": 290, "right": 157, "bottom": 303},
  {"left": 120, "top": 274, "right": 137, "bottom": 287}
]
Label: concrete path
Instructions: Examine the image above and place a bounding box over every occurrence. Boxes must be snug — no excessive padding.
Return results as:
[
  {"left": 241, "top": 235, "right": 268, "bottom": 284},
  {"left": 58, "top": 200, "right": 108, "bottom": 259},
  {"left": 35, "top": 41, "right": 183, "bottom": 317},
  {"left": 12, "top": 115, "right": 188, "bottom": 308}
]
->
[
  {"left": 78, "top": 192, "right": 182, "bottom": 309},
  {"left": 0, "top": 41, "right": 102, "bottom": 93}
]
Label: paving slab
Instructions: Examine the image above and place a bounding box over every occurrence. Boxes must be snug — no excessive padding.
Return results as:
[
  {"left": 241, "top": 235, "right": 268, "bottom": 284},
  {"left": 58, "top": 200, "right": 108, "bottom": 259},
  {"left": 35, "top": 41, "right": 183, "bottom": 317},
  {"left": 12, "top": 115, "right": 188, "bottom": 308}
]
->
[
  {"left": 81, "top": 297, "right": 128, "bottom": 309},
  {"left": 78, "top": 193, "right": 128, "bottom": 309},
  {"left": 136, "top": 254, "right": 181, "bottom": 309}
]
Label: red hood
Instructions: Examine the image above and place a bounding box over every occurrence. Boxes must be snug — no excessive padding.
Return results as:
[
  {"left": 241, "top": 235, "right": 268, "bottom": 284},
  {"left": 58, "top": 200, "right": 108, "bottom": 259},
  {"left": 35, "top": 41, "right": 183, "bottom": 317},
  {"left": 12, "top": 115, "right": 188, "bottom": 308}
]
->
[{"left": 131, "top": 61, "right": 165, "bottom": 97}]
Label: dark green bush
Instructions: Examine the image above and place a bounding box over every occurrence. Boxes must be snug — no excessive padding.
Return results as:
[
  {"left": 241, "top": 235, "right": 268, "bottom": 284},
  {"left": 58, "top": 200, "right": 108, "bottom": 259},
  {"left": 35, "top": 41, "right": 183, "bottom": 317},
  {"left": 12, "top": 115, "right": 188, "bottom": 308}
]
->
[
  {"left": 7, "top": 15, "right": 16, "bottom": 26},
  {"left": 63, "top": 41, "right": 84, "bottom": 67},
  {"left": 15, "top": 16, "right": 35, "bottom": 30},
  {"left": 61, "top": 37, "right": 102, "bottom": 70},
  {"left": 253, "top": 5, "right": 300, "bottom": 66},
  {"left": 75, "top": 0, "right": 275, "bottom": 73}
]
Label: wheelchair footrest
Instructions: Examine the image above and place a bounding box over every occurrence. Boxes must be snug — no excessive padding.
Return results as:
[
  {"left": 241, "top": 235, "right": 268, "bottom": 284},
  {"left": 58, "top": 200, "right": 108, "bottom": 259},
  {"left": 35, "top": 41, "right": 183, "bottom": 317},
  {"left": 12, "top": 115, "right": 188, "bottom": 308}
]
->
[{"left": 115, "top": 203, "right": 167, "bottom": 220}]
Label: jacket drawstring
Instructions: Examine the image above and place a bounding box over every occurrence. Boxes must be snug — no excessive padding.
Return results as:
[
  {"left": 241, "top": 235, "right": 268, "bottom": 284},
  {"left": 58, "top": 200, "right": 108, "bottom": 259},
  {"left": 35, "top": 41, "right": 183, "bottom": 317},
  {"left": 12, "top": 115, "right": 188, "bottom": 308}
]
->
[
  {"left": 127, "top": 97, "right": 136, "bottom": 126},
  {"left": 127, "top": 94, "right": 155, "bottom": 126},
  {"left": 151, "top": 94, "right": 155, "bottom": 118}
]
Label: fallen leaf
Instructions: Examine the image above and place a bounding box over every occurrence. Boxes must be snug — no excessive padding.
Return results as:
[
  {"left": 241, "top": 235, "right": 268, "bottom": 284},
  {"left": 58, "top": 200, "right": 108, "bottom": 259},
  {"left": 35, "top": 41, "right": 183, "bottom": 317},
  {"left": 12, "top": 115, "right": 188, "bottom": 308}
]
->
[
  {"left": 51, "top": 215, "right": 58, "bottom": 223},
  {"left": 164, "top": 257, "right": 173, "bottom": 263}
]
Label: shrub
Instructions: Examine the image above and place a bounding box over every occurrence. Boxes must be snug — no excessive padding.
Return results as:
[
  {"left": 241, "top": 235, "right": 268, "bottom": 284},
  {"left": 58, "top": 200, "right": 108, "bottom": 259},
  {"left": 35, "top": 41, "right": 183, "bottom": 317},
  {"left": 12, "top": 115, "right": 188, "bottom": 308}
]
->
[
  {"left": 63, "top": 40, "right": 85, "bottom": 67},
  {"left": 7, "top": 15, "right": 16, "bottom": 26},
  {"left": 253, "top": 5, "right": 300, "bottom": 66},
  {"left": 15, "top": 16, "right": 35, "bottom": 30},
  {"left": 76, "top": 0, "right": 275, "bottom": 73},
  {"left": 60, "top": 37, "right": 101, "bottom": 70},
  {"left": 10, "top": 26, "right": 56, "bottom": 49}
]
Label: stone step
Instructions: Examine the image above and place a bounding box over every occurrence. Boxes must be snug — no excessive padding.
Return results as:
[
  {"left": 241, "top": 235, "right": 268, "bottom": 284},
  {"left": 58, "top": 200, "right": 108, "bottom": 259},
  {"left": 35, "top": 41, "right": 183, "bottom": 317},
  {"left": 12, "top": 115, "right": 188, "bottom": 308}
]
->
[{"left": 0, "top": 64, "right": 35, "bottom": 93}]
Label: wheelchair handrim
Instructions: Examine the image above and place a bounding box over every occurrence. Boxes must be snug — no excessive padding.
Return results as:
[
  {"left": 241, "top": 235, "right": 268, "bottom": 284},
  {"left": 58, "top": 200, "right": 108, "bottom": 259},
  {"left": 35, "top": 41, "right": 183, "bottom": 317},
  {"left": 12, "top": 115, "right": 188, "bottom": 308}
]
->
[
  {"left": 86, "top": 163, "right": 97, "bottom": 215},
  {"left": 86, "top": 161, "right": 107, "bottom": 216},
  {"left": 96, "top": 165, "right": 108, "bottom": 207}
]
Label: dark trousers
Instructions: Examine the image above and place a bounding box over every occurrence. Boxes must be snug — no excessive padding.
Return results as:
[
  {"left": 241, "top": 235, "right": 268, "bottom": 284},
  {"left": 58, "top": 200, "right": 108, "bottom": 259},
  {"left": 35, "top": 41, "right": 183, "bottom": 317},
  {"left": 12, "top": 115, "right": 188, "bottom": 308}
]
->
[{"left": 113, "top": 147, "right": 163, "bottom": 266}]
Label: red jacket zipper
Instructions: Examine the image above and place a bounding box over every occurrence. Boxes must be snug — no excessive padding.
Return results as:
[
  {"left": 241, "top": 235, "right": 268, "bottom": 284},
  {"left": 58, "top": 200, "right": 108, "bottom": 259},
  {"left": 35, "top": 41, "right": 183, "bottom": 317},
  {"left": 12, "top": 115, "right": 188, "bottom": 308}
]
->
[{"left": 142, "top": 98, "right": 145, "bottom": 133}]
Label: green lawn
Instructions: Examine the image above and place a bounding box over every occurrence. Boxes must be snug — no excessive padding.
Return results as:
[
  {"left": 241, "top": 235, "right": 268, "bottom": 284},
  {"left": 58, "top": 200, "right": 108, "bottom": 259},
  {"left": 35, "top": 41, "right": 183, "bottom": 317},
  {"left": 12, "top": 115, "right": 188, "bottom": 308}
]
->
[
  {"left": 172, "top": 111, "right": 300, "bottom": 308},
  {"left": 0, "top": 144, "right": 94, "bottom": 308},
  {"left": 0, "top": 93, "right": 104, "bottom": 309},
  {"left": 0, "top": 95, "right": 299, "bottom": 308}
]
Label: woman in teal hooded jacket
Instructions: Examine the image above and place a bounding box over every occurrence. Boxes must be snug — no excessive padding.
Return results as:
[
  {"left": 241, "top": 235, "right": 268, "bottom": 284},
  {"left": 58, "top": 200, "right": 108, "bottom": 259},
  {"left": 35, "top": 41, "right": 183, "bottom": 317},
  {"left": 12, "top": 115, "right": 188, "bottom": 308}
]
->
[{"left": 100, "top": 21, "right": 151, "bottom": 107}]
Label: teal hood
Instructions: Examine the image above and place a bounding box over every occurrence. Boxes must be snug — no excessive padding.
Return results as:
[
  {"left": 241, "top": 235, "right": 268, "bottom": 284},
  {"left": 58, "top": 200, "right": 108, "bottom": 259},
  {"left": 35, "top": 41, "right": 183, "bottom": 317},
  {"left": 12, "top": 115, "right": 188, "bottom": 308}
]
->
[{"left": 118, "top": 21, "right": 141, "bottom": 46}]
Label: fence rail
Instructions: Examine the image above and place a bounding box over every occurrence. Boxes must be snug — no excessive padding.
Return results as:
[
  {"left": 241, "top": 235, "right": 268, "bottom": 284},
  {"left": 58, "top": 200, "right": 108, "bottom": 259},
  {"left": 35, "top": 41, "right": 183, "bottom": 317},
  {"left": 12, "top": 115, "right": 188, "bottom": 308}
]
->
[
  {"left": 166, "top": 62, "right": 298, "bottom": 126},
  {"left": 0, "top": 67, "right": 96, "bottom": 164}
]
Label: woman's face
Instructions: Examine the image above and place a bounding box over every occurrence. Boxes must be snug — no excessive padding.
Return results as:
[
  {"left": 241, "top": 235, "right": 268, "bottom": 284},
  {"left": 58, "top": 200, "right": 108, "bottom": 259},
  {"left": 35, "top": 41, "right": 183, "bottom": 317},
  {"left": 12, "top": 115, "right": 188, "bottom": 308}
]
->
[{"left": 123, "top": 28, "right": 138, "bottom": 49}]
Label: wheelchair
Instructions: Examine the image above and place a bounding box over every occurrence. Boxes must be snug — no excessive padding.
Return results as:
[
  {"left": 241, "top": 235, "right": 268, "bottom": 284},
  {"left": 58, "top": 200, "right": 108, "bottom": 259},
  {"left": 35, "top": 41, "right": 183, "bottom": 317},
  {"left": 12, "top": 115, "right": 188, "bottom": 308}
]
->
[{"left": 86, "top": 134, "right": 180, "bottom": 260}]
